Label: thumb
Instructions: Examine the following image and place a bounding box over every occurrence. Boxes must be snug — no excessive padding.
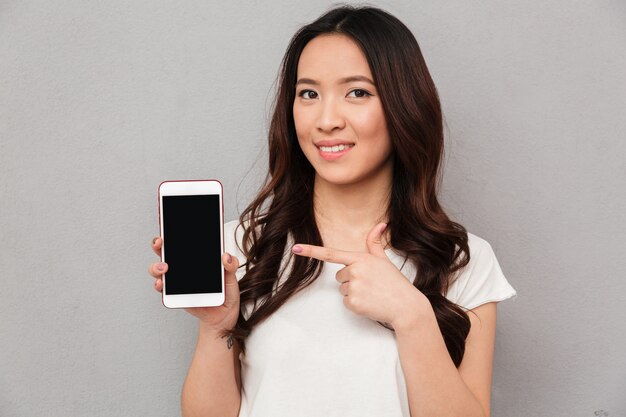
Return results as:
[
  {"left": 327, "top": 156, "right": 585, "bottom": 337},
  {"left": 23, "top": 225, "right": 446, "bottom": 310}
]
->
[
  {"left": 222, "top": 252, "right": 241, "bottom": 306},
  {"left": 366, "top": 222, "right": 388, "bottom": 258}
]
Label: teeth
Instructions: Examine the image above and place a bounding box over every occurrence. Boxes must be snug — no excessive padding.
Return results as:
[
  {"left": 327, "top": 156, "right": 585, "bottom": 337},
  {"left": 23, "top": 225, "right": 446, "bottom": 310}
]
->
[{"left": 319, "top": 144, "right": 353, "bottom": 153}]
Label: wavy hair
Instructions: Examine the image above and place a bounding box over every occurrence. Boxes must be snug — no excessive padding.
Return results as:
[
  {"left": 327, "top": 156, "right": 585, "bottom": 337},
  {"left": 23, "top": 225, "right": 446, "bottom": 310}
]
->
[{"left": 229, "top": 5, "right": 471, "bottom": 367}]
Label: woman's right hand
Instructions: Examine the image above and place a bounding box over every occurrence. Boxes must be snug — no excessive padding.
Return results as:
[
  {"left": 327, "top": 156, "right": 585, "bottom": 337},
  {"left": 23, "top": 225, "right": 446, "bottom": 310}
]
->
[{"left": 148, "top": 237, "right": 242, "bottom": 333}]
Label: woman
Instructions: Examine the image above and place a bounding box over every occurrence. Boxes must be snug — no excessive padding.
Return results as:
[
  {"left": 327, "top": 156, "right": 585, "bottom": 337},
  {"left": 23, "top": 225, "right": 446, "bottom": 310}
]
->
[{"left": 149, "top": 6, "right": 516, "bottom": 417}]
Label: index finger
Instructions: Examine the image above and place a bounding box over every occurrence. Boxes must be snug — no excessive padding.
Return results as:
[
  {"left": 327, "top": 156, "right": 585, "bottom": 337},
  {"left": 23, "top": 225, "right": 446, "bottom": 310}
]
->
[
  {"left": 292, "top": 244, "right": 362, "bottom": 265},
  {"left": 151, "top": 237, "right": 162, "bottom": 257}
]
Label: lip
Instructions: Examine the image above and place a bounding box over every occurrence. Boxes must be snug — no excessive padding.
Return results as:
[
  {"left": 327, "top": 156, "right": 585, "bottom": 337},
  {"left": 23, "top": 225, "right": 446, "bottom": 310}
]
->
[
  {"left": 314, "top": 139, "right": 355, "bottom": 147},
  {"left": 315, "top": 142, "right": 355, "bottom": 161}
]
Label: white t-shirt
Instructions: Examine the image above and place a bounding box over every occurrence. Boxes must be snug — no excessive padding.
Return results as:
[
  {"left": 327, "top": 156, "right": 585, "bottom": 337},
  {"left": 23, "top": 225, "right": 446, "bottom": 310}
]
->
[{"left": 224, "top": 220, "right": 516, "bottom": 417}]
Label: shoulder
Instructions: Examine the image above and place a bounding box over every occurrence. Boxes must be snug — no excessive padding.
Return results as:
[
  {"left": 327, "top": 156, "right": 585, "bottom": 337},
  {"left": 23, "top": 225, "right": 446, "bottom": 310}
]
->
[
  {"left": 224, "top": 219, "right": 244, "bottom": 247},
  {"left": 224, "top": 219, "right": 247, "bottom": 280},
  {"left": 466, "top": 232, "right": 496, "bottom": 265},
  {"left": 446, "top": 232, "right": 517, "bottom": 310}
]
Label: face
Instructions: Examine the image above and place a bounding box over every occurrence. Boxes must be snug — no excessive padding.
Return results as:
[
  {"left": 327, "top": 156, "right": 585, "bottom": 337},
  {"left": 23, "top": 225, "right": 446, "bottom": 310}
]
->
[{"left": 293, "top": 34, "right": 392, "bottom": 187}]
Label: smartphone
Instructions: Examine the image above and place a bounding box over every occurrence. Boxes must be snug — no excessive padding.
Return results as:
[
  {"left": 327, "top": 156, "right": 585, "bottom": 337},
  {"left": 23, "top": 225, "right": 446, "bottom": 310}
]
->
[{"left": 158, "top": 180, "right": 225, "bottom": 308}]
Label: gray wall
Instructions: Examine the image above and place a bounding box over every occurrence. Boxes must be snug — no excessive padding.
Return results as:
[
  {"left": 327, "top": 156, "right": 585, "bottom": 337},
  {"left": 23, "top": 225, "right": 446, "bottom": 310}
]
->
[{"left": 1, "top": 1, "right": 624, "bottom": 416}]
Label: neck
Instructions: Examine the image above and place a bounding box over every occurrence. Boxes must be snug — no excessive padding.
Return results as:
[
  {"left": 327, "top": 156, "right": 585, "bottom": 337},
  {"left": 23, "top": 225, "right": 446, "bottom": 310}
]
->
[{"left": 312, "top": 169, "right": 392, "bottom": 250}]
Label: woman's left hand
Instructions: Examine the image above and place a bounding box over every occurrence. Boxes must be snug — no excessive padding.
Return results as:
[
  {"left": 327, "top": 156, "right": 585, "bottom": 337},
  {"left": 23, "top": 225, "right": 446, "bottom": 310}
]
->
[{"left": 292, "top": 223, "right": 431, "bottom": 330}]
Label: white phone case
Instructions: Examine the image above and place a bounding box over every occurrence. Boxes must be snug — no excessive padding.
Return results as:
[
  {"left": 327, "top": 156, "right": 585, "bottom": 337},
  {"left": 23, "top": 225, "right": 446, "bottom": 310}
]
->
[{"left": 158, "top": 180, "right": 225, "bottom": 308}]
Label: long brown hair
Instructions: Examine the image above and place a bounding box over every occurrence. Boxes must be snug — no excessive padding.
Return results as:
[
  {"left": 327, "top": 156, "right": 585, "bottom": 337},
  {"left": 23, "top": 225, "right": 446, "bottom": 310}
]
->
[{"left": 229, "top": 5, "right": 471, "bottom": 367}]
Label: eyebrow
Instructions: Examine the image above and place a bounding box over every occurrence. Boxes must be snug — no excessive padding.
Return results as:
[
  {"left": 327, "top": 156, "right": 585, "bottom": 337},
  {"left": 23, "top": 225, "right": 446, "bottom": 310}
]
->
[{"left": 295, "top": 75, "right": 375, "bottom": 86}]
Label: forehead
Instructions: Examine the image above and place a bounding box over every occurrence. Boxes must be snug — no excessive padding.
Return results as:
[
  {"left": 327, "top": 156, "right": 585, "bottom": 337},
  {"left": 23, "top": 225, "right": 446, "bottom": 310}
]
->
[{"left": 297, "top": 34, "right": 373, "bottom": 79}]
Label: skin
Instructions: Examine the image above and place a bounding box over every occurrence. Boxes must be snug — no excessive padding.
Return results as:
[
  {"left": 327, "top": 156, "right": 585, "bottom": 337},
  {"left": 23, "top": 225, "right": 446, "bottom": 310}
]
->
[
  {"left": 148, "top": 33, "right": 498, "bottom": 417},
  {"left": 292, "top": 225, "right": 496, "bottom": 417},
  {"left": 290, "top": 34, "right": 496, "bottom": 417},
  {"left": 149, "top": 241, "right": 242, "bottom": 417},
  {"left": 293, "top": 34, "right": 393, "bottom": 189}
]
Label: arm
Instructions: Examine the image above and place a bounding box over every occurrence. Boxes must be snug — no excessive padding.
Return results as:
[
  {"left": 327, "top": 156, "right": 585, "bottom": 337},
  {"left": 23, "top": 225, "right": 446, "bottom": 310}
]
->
[
  {"left": 292, "top": 224, "right": 498, "bottom": 416},
  {"left": 181, "top": 323, "right": 242, "bottom": 417},
  {"left": 394, "top": 300, "right": 497, "bottom": 417},
  {"left": 149, "top": 239, "right": 243, "bottom": 417}
]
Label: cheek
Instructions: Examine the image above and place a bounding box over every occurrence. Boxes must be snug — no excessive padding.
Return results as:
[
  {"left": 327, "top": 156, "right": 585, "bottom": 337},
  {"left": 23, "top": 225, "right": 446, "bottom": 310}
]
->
[
  {"left": 293, "top": 109, "right": 316, "bottom": 160},
  {"left": 293, "top": 106, "right": 312, "bottom": 140},
  {"left": 353, "top": 106, "right": 389, "bottom": 144}
]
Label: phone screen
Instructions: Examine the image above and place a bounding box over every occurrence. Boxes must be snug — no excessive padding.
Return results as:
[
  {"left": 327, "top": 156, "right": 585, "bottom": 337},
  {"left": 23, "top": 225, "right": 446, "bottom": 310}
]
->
[{"left": 162, "top": 194, "right": 222, "bottom": 295}]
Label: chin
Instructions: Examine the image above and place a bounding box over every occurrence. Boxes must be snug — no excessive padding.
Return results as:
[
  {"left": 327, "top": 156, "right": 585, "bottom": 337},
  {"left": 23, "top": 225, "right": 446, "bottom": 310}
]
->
[{"left": 315, "top": 171, "right": 363, "bottom": 187}]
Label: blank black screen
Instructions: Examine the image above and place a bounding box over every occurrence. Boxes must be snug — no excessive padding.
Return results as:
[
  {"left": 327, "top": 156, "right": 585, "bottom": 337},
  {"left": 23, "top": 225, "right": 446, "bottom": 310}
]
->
[{"left": 162, "top": 194, "right": 222, "bottom": 294}]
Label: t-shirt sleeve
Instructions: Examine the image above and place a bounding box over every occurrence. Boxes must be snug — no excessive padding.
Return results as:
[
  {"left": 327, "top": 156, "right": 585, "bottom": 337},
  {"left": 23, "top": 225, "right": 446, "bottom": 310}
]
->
[
  {"left": 223, "top": 219, "right": 247, "bottom": 281},
  {"left": 446, "top": 233, "right": 517, "bottom": 310}
]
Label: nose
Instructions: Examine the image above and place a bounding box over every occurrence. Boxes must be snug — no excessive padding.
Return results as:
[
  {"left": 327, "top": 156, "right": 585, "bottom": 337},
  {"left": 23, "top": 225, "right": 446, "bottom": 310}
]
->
[{"left": 315, "top": 97, "right": 346, "bottom": 132}]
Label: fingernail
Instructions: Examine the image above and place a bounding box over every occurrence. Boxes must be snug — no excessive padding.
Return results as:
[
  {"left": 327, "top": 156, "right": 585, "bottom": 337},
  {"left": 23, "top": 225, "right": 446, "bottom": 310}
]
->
[
  {"left": 292, "top": 245, "right": 303, "bottom": 254},
  {"left": 157, "top": 263, "right": 165, "bottom": 271},
  {"left": 226, "top": 254, "right": 232, "bottom": 264},
  {"left": 380, "top": 223, "right": 388, "bottom": 233},
  {"left": 152, "top": 237, "right": 159, "bottom": 245}
]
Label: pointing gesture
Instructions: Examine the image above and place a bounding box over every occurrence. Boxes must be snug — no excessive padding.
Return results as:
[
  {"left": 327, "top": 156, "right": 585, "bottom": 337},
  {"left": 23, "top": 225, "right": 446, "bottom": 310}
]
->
[
  {"left": 292, "top": 223, "right": 429, "bottom": 329},
  {"left": 293, "top": 223, "right": 388, "bottom": 265}
]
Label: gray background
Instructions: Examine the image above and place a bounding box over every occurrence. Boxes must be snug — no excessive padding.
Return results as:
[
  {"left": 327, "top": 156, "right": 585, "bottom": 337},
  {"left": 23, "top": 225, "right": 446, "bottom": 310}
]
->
[{"left": 1, "top": 0, "right": 624, "bottom": 416}]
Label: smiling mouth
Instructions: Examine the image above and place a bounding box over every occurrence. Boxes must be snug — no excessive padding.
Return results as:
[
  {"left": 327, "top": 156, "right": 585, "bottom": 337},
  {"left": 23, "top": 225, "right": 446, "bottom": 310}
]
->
[{"left": 316, "top": 144, "right": 355, "bottom": 153}]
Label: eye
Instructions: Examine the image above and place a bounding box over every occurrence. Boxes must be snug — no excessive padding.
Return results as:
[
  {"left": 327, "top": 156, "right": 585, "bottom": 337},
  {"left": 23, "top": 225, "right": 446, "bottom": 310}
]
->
[
  {"left": 347, "top": 89, "right": 372, "bottom": 98},
  {"left": 298, "top": 89, "right": 318, "bottom": 99}
]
